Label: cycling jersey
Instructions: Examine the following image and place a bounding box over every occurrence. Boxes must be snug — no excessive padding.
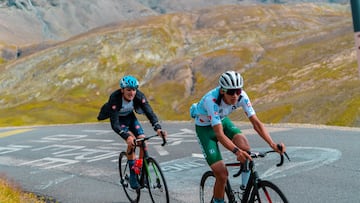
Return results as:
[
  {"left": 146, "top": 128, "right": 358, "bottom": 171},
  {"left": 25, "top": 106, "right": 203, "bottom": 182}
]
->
[
  {"left": 192, "top": 86, "right": 256, "bottom": 126},
  {"left": 191, "top": 86, "right": 256, "bottom": 165},
  {"left": 118, "top": 97, "right": 134, "bottom": 116},
  {"left": 101, "top": 89, "right": 161, "bottom": 139}
]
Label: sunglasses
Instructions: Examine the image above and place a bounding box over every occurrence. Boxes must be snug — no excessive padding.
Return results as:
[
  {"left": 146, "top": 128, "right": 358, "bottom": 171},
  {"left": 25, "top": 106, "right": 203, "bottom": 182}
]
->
[{"left": 224, "top": 88, "right": 242, "bottom": 96}]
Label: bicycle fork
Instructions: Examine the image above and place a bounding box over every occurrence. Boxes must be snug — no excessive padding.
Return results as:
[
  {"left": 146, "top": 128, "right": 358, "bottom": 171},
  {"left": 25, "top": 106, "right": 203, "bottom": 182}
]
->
[{"left": 143, "top": 158, "right": 163, "bottom": 190}]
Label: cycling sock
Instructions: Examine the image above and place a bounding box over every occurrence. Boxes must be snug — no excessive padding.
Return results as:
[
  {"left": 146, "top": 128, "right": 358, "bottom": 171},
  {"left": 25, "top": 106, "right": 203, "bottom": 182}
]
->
[
  {"left": 213, "top": 198, "right": 225, "bottom": 203},
  {"left": 128, "top": 160, "right": 140, "bottom": 189},
  {"left": 128, "top": 160, "right": 136, "bottom": 175}
]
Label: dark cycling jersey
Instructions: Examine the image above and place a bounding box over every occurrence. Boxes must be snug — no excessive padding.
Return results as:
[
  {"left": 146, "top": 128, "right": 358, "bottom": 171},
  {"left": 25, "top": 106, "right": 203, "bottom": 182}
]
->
[{"left": 101, "top": 89, "right": 161, "bottom": 139}]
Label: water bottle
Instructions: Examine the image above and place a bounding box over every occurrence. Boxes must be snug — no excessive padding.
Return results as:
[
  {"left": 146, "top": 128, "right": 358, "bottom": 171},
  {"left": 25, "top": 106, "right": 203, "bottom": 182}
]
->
[{"left": 132, "top": 159, "right": 143, "bottom": 175}]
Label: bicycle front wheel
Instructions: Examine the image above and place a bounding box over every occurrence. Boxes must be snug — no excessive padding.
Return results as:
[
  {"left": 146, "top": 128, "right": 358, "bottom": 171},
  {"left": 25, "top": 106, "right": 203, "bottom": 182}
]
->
[
  {"left": 200, "top": 171, "right": 215, "bottom": 203},
  {"left": 145, "top": 157, "right": 169, "bottom": 203},
  {"left": 248, "top": 180, "right": 288, "bottom": 203},
  {"left": 200, "top": 171, "right": 235, "bottom": 203},
  {"left": 118, "top": 151, "right": 140, "bottom": 202}
]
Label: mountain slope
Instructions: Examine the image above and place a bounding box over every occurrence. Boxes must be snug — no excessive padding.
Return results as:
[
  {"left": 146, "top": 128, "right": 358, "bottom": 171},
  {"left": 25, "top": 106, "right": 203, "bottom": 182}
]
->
[
  {"left": 0, "top": 0, "right": 348, "bottom": 60},
  {"left": 0, "top": 3, "right": 359, "bottom": 127}
]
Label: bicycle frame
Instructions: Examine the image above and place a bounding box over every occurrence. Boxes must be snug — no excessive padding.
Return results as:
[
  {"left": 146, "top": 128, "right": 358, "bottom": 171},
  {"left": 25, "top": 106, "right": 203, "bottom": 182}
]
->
[
  {"left": 119, "top": 133, "right": 169, "bottom": 203},
  {"left": 200, "top": 149, "right": 290, "bottom": 203},
  {"left": 227, "top": 151, "right": 290, "bottom": 203},
  {"left": 226, "top": 161, "right": 261, "bottom": 203}
]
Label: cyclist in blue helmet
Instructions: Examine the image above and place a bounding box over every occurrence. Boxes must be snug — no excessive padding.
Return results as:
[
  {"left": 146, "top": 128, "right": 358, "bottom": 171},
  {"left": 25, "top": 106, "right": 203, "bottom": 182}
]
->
[
  {"left": 120, "top": 75, "right": 139, "bottom": 89},
  {"left": 100, "top": 75, "right": 167, "bottom": 189}
]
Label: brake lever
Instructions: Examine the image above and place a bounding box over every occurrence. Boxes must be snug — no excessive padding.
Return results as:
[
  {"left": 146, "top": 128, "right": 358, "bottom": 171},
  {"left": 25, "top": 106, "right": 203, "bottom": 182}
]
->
[
  {"left": 275, "top": 144, "right": 290, "bottom": 167},
  {"left": 233, "top": 163, "right": 243, "bottom": 178},
  {"left": 160, "top": 131, "right": 167, "bottom": 146},
  {"left": 284, "top": 152, "right": 291, "bottom": 162},
  {"left": 276, "top": 154, "right": 284, "bottom": 167}
]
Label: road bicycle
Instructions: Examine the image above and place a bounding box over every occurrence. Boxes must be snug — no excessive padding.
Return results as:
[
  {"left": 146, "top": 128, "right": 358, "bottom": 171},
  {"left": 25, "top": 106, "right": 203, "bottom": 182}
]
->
[
  {"left": 200, "top": 145, "right": 290, "bottom": 203},
  {"left": 119, "top": 133, "right": 169, "bottom": 203}
]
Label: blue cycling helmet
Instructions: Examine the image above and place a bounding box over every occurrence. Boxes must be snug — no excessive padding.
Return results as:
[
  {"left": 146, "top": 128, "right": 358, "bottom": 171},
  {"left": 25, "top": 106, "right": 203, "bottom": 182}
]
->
[{"left": 120, "top": 75, "right": 139, "bottom": 89}]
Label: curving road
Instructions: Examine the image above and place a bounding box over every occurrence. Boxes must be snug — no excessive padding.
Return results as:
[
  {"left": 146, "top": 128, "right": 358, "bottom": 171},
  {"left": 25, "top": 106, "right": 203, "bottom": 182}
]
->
[{"left": 0, "top": 122, "right": 359, "bottom": 203}]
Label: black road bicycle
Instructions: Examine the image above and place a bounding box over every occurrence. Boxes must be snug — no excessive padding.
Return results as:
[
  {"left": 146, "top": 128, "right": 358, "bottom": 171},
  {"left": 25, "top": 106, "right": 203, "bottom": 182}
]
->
[
  {"left": 200, "top": 145, "right": 290, "bottom": 203},
  {"left": 119, "top": 134, "right": 169, "bottom": 203}
]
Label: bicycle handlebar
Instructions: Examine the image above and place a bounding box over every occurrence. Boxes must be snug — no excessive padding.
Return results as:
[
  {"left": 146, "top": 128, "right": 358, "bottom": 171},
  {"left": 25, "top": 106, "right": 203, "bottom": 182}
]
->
[
  {"left": 232, "top": 147, "right": 290, "bottom": 178},
  {"left": 133, "top": 131, "right": 167, "bottom": 147},
  {"left": 249, "top": 144, "right": 290, "bottom": 167}
]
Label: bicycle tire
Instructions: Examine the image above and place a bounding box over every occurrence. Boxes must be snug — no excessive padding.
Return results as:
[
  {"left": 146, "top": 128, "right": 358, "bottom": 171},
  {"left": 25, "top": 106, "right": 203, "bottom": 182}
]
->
[
  {"left": 246, "top": 180, "right": 288, "bottom": 203},
  {"left": 118, "top": 151, "right": 140, "bottom": 203},
  {"left": 145, "top": 157, "right": 169, "bottom": 203},
  {"left": 200, "top": 171, "right": 236, "bottom": 203}
]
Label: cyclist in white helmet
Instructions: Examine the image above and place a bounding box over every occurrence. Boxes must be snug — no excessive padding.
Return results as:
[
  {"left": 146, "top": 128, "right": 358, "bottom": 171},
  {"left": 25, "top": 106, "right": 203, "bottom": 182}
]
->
[{"left": 190, "top": 71, "right": 286, "bottom": 203}]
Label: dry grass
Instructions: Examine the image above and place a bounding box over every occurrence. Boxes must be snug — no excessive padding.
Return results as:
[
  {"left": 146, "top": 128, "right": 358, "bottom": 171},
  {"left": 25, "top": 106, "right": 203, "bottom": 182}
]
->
[{"left": 0, "top": 175, "right": 48, "bottom": 203}]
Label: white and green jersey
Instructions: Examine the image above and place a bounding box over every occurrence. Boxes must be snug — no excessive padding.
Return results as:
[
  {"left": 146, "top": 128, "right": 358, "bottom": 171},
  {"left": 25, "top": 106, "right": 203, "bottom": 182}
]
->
[{"left": 191, "top": 86, "right": 255, "bottom": 126}]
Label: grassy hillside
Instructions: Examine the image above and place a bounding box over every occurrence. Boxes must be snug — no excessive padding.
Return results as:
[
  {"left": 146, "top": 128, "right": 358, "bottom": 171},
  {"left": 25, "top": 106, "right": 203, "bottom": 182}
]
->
[{"left": 0, "top": 3, "right": 359, "bottom": 127}]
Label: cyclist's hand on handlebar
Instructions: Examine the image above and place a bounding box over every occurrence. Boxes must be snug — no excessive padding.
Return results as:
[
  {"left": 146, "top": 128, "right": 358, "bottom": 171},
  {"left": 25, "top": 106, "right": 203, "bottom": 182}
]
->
[
  {"left": 271, "top": 142, "right": 286, "bottom": 154},
  {"left": 126, "top": 135, "right": 136, "bottom": 147},
  {"left": 157, "top": 129, "right": 167, "bottom": 146},
  {"left": 235, "top": 149, "right": 252, "bottom": 163},
  {"left": 156, "top": 129, "right": 167, "bottom": 139}
]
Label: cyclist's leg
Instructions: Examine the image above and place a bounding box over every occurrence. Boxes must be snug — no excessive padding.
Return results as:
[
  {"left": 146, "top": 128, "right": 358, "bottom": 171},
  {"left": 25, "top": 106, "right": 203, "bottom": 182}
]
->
[
  {"left": 123, "top": 132, "right": 140, "bottom": 189},
  {"left": 196, "top": 125, "right": 226, "bottom": 203},
  {"left": 129, "top": 113, "right": 145, "bottom": 159},
  {"left": 119, "top": 114, "right": 142, "bottom": 189},
  {"left": 222, "top": 117, "right": 251, "bottom": 189},
  {"left": 211, "top": 161, "right": 228, "bottom": 203}
]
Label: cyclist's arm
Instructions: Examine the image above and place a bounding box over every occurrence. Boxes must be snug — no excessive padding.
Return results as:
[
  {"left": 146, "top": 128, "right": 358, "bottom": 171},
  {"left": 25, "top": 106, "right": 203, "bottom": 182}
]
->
[
  {"left": 249, "top": 114, "right": 279, "bottom": 151},
  {"left": 213, "top": 124, "right": 237, "bottom": 152},
  {"left": 213, "top": 124, "right": 251, "bottom": 162},
  {"left": 135, "top": 90, "right": 161, "bottom": 131}
]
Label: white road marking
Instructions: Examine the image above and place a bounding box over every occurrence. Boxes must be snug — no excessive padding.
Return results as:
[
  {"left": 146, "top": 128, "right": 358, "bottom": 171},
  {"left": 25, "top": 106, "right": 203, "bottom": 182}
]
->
[
  {"left": 20, "top": 157, "right": 79, "bottom": 169},
  {"left": 154, "top": 145, "right": 169, "bottom": 156},
  {"left": 82, "top": 130, "right": 113, "bottom": 135},
  {"left": 36, "top": 174, "right": 75, "bottom": 190},
  {"left": 260, "top": 147, "right": 342, "bottom": 179},
  {"left": 192, "top": 153, "right": 204, "bottom": 158}
]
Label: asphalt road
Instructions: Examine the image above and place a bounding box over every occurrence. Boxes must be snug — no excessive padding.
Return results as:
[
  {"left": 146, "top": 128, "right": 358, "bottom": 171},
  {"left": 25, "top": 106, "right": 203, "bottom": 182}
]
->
[{"left": 0, "top": 121, "right": 359, "bottom": 203}]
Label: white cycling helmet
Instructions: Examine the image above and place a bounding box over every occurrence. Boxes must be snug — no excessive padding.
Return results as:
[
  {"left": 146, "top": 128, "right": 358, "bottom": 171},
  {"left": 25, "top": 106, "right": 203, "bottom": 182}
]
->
[{"left": 219, "top": 71, "right": 243, "bottom": 89}]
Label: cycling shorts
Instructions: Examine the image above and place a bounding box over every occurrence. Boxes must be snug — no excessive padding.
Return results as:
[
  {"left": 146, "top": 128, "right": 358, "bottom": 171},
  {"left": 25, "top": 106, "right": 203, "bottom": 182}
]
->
[
  {"left": 118, "top": 112, "right": 144, "bottom": 137},
  {"left": 196, "top": 117, "right": 242, "bottom": 166}
]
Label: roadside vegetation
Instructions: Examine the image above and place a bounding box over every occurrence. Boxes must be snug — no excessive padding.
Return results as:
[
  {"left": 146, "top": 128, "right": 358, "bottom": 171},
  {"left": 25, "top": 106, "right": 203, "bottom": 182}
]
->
[{"left": 0, "top": 175, "right": 48, "bottom": 203}]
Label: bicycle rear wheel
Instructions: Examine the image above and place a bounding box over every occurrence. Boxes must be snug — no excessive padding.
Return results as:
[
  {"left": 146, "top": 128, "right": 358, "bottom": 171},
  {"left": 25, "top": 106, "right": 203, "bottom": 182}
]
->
[
  {"left": 248, "top": 180, "right": 288, "bottom": 203},
  {"left": 118, "top": 151, "right": 140, "bottom": 202},
  {"left": 145, "top": 157, "right": 169, "bottom": 203}
]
